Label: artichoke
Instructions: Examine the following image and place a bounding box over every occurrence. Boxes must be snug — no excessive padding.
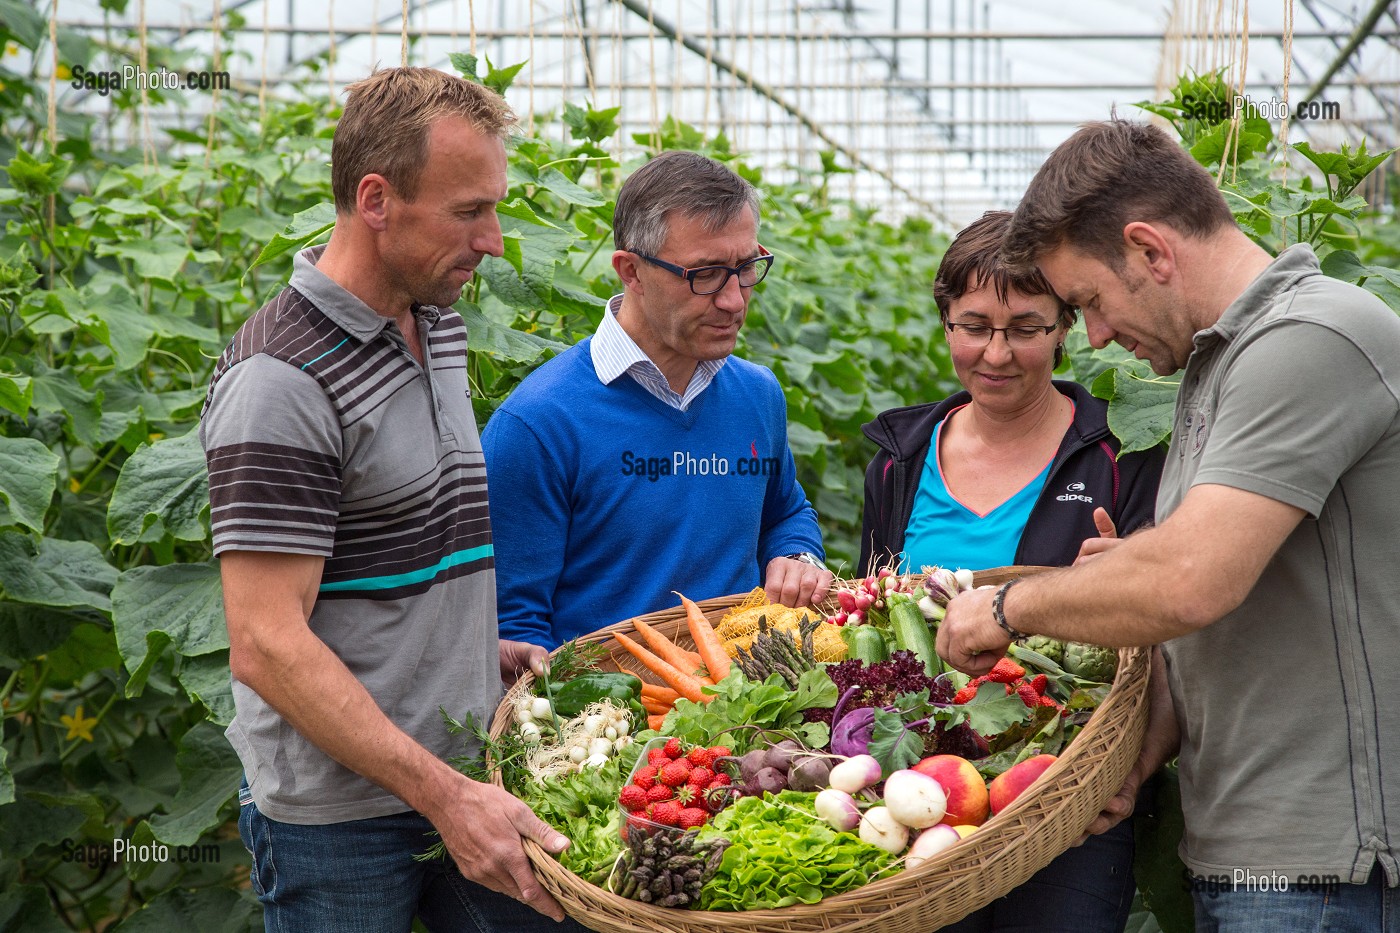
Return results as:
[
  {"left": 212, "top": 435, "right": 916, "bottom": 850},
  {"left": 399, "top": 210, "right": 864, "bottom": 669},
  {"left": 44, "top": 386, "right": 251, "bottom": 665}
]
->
[
  {"left": 1062, "top": 642, "right": 1118, "bottom": 682},
  {"left": 1021, "top": 635, "right": 1065, "bottom": 666}
]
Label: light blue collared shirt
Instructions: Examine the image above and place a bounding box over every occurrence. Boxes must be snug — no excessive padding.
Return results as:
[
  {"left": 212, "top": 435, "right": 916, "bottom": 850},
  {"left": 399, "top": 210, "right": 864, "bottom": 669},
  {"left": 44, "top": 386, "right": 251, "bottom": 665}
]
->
[{"left": 588, "top": 294, "right": 726, "bottom": 411}]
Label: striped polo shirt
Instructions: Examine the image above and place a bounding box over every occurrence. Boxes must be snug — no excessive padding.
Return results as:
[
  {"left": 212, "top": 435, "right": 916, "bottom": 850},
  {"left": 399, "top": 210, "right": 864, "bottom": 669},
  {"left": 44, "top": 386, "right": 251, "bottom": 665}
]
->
[{"left": 200, "top": 246, "right": 500, "bottom": 824}]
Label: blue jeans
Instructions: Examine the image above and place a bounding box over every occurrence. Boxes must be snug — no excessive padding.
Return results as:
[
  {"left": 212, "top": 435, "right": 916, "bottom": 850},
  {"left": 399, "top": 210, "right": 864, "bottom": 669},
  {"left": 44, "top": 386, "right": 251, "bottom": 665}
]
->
[
  {"left": 238, "top": 785, "right": 592, "bottom": 933},
  {"left": 1193, "top": 866, "right": 1398, "bottom": 932},
  {"left": 937, "top": 815, "right": 1136, "bottom": 932}
]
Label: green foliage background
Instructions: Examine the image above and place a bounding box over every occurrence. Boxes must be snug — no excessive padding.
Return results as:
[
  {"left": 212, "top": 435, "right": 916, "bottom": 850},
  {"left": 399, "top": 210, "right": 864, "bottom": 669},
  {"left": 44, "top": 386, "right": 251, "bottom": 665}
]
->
[
  {"left": 0, "top": 13, "right": 1394, "bottom": 932},
  {"left": 0, "top": 21, "right": 955, "bottom": 929}
]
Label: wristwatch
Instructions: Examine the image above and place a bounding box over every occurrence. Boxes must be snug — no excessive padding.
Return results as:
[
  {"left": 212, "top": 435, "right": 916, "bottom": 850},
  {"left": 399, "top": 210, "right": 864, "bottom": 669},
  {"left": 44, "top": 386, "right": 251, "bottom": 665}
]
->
[{"left": 782, "top": 552, "right": 829, "bottom": 571}]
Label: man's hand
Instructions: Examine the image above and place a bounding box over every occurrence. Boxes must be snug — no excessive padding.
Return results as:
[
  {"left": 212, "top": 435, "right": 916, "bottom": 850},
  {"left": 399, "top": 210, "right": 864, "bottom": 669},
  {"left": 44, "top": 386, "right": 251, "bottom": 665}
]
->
[
  {"left": 500, "top": 639, "right": 548, "bottom": 687},
  {"left": 1074, "top": 507, "right": 1122, "bottom": 565},
  {"left": 935, "top": 585, "right": 1011, "bottom": 677},
  {"left": 1077, "top": 647, "right": 1179, "bottom": 842},
  {"left": 425, "top": 773, "right": 571, "bottom": 921},
  {"left": 763, "top": 556, "right": 834, "bottom": 608}
]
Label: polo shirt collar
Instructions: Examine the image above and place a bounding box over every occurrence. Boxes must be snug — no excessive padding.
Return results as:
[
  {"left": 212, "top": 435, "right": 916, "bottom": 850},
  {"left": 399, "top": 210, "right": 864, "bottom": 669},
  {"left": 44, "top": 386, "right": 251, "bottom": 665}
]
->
[
  {"left": 290, "top": 245, "right": 395, "bottom": 342},
  {"left": 1202, "top": 243, "right": 1320, "bottom": 345}
]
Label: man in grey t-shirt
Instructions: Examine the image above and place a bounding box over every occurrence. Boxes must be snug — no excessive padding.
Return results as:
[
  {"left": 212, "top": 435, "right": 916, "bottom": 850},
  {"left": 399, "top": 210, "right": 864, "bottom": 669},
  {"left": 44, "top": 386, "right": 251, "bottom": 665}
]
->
[
  {"left": 937, "top": 119, "right": 1400, "bottom": 931},
  {"left": 202, "top": 68, "right": 581, "bottom": 930}
]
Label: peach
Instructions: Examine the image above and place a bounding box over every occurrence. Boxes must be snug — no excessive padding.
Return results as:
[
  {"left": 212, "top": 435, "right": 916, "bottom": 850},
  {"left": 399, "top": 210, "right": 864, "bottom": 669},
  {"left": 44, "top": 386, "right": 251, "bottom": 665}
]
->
[
  {"left": 987, "top": 754, "right": 1058, "bottom": 815},
  {"left": 911, "top": 755, "right": 990, "bottom": 826}
]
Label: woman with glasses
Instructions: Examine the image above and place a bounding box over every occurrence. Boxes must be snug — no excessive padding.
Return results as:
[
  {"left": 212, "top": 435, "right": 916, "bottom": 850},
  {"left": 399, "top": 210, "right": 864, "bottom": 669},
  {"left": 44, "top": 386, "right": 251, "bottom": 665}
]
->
[{"left": 858, "top": 210, "right": 1164, "bottom": 933}]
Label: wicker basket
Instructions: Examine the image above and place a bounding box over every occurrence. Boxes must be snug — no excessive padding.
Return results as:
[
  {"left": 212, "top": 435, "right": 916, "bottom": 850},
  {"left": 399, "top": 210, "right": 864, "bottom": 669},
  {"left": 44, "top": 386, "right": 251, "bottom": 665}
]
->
[{"left": 489, "top": 567, "right": 1150, "bottom": 933}]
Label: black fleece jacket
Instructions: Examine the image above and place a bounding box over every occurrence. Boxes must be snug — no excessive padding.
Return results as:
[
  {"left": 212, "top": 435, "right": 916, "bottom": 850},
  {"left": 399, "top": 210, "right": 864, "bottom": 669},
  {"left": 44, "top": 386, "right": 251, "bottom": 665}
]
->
[{"left": 858, "top": 380, "right": 1165, "bottom": 573}]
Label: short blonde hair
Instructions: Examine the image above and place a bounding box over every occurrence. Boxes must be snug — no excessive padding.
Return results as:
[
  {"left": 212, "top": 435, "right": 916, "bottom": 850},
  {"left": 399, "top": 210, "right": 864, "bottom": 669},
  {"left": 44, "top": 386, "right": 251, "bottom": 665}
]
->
[{"left": 332, "top": 67, "right": 517, "bottom": 213}]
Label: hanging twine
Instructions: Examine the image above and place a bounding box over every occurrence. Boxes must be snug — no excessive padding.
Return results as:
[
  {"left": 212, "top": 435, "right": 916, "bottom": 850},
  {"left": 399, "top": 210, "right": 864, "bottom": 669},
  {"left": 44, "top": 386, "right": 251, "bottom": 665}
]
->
[
  {"left": 528, "top": 0, "right": 536, "bottom": 133},
  {"left": 1278, "top": 0, "right": 1293, "bottom": 220},
  {"left": 138, "top": 0, "right": 155, "bottom": 166},
  {"left": 327, "top": 0, "right": 336, "bottom": 103},
  {"left": 400, "top": 0, "right": 409, "bottom": 66},
  {"left": 259, "top": 0, "right": 270, "bottom": 124},
  {"left": 467, "top": 0, "right": 476, "bottom": 55},
  {"left": 646, "top": 0, "right": 659, "bottom": 143},
  {"left": 47, "top": 0, "right": 58, "bottom": 284},
  {"left": 205, "top": 0, "right": 222, "bottom": 165}
]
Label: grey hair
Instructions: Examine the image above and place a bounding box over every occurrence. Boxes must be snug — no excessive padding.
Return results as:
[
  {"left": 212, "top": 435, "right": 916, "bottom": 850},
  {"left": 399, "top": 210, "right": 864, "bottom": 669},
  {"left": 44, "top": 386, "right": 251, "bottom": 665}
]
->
[{"left": 612, "top": 150, "right": 761, "bottom": 256}]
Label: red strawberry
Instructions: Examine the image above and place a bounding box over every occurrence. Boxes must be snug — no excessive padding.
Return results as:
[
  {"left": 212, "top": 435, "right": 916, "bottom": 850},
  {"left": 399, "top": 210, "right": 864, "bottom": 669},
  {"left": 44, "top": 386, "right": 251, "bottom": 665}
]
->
[
  {"left": 687, "top": 766, "right": 715, "bottom": 788},
  {"left": 663, "top": 738, "right": 684, "bottom": 758},
  {"left": 647, "top": 748, "right": 671, "bottom": 766},
  {"left": 1016, "top": 682, "right": 1040, "bottom": 708},
  {"left": 1030, "top": 674, "right": 1049, "bottom": 695},
  {"left": 1038, "top": 696, "right": 1060, "bottom": 709},
  {"left": 687, "top": 746, "right": 713, "bottom": 767},
  {"left": 988, "top": 658, "right": 1025, "bottom": 683},
  {"left": 659, "top": 761, "right": 692, "bottom": 787},
  {"left": 678, "top": 807, "right": 708, "bottom": 830},
  {"left": 708, "top": 773, "right": 732, "bottom": 788},
  {"left": 618, "top": 785, "right": 648, "bottom": 812},
  {"left": 708, "top": 745, "right": 731, "bottom": 760},
  {"left": 952, "top": 685, "right": 978, "bottom": 704},
  {"left": 672, "top": 784, "right": 698, "bottom": 807},
  {"left": 646, "top": 783, "right": 675, "bottom": 803},
  {"left": 650, "top": 801, "right": 681, "bottom": 826},
  {"left": 969, "top": 675, "right": 989, "bottom": 688},
  {"left": 632, "top": 765, "right": 659, "bottom": 791}
]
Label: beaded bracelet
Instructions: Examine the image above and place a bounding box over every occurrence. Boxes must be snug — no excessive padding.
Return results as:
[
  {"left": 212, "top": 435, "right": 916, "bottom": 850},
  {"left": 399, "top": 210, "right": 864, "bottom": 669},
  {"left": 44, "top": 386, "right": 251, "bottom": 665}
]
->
[{"left": 992, "top": 578, "right": 1028, "bottom": 641}]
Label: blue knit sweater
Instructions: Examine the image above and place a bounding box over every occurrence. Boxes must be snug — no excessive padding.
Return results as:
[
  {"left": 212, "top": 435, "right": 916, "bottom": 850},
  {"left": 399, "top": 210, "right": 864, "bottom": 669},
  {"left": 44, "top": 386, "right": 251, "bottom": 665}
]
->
[{"left": 483, "top": 339, "right": 824, "bottom": 648}]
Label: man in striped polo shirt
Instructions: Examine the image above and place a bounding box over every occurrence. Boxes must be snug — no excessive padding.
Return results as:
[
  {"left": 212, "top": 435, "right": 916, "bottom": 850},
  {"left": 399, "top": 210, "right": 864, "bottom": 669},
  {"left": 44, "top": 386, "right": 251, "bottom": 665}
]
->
[{"left": 201, "top": 68, "right": 581, "bottom": 930}]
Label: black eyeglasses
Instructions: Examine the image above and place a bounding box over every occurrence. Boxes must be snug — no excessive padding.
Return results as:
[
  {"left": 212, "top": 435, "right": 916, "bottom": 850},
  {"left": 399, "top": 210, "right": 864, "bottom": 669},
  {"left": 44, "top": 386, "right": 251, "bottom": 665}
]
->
[
  {"left": 633, "top": 248, "right": 775, "bottom": 296},
  {"left": 945, "top": 321, "right": 1059, "bottom": 348}
]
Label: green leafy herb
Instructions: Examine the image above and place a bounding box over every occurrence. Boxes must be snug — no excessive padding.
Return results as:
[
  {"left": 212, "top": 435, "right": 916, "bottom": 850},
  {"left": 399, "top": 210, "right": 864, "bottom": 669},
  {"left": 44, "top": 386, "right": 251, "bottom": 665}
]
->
[{"left": 655, "top": 667, "right": 835, "bottom": 752}]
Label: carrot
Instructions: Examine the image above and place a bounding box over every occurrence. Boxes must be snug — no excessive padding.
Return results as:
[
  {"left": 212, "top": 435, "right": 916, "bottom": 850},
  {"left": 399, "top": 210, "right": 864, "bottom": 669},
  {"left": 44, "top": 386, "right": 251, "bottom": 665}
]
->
[
  {"left": 641, "top": 696, "right": 672, "bottom": 715},
  {"left": 613, "top": 632, "right": 709, "bottom": 704},
  {"left": 632, "top": 618, "right": 706, "bottom": 678},
  {"left": 639, "top": 683, "right": 680, "bottom": 704},
  {"left": 677, "top": 592, "right": 732, "bottom": 682},
  {"left": 647, "top": 713, "right": 667, "bottom": 731}
]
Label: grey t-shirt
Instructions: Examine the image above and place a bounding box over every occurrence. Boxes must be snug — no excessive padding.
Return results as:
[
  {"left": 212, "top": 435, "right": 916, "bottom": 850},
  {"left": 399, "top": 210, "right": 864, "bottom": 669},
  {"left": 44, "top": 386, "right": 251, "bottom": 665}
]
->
[
  {"left": 200, "top": 247, "right": 500, "bottom": 824},
  {"left": 1158, "top": 244, "right": 1400, "bottom": 886}
]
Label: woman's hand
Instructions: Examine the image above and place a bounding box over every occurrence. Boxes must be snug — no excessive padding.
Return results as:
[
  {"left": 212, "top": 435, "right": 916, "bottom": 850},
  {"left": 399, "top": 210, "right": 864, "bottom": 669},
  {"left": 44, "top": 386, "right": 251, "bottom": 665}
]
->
[{"left": 1073, "top": 507, "right": 1121, "bottom": 564}]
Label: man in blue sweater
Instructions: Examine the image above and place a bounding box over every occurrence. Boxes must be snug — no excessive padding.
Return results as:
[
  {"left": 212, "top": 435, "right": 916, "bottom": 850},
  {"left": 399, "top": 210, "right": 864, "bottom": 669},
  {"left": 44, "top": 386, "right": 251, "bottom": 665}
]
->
[{"left": 483, "top": 151, "right": 832, "bottom": 649}]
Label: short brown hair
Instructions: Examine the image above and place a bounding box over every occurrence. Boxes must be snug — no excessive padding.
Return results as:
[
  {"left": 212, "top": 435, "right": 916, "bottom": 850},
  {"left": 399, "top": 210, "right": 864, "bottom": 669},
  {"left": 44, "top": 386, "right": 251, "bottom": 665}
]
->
[
  {"left": 934, "top": 210, "right": 1075, "bottom": 330},
  {"left": 1003, "top": 118, "right": 1234, "bottom": 273},
  {"left": 332, "top": 67, "right": 517, "bottom": 213},
  {"left": 612, "top": 150, "right": 760, "bottom": 256}
]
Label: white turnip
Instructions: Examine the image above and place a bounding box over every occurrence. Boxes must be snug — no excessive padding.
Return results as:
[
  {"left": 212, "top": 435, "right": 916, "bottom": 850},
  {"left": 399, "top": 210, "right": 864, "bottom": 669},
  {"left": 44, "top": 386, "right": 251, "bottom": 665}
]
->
[
  {"left": 814, "top": 788, "right": 861, "bottom": 832},
  {"left": 828, "top": 754, "right": 882, "bottom": 793},
  {"left": 905, "top": 824, "right": 961, "bottom": 868},
  {"left": 883, "top": 769, "right": 948, "bottom": 829},
  {"left": 858, "top": 806, "right": 909, "bottom": 854}
]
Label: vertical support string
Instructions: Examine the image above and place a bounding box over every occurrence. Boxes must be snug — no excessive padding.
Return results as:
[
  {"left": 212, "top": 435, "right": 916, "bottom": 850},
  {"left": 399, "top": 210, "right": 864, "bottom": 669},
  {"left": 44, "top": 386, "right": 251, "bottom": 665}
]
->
[{"left": 401, "top": 0, "right": 409, "bottom": 66}]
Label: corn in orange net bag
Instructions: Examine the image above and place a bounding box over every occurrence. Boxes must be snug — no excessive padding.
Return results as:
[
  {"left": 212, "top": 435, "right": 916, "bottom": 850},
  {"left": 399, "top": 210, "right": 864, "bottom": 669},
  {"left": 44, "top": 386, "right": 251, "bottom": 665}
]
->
[{"left": 714, "top": 588, "right": 848, "bottom": 663}]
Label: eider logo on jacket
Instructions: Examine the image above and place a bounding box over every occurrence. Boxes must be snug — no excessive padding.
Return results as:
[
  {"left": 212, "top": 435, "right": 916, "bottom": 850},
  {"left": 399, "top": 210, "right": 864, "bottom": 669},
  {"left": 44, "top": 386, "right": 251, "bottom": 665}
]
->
[{"left": 1057, "top": 481, "right": 1093, "bottom": 504}]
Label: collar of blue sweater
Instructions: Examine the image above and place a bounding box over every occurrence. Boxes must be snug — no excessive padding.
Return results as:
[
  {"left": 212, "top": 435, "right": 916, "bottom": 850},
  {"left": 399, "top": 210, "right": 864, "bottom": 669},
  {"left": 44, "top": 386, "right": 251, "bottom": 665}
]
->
[{"left": 589, "top": 293, "right": 727, "bottom": 411}]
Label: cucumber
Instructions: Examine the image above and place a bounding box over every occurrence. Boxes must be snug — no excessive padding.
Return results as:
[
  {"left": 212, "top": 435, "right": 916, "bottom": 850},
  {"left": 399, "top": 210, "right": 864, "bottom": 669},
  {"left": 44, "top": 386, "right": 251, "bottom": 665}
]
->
[
  {"left": 841, "top": 624, "right": 890, "bottom": 664},
  {"left": 889, "top": 596, "right": 943, "bottom": 676}
]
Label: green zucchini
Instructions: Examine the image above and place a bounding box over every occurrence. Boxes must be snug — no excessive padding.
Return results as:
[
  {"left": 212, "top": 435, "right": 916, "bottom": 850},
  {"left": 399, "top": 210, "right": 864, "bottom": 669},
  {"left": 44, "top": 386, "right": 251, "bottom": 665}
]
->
[{"left": 889, "top": 596, "right": 943, "bottom": 676}]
